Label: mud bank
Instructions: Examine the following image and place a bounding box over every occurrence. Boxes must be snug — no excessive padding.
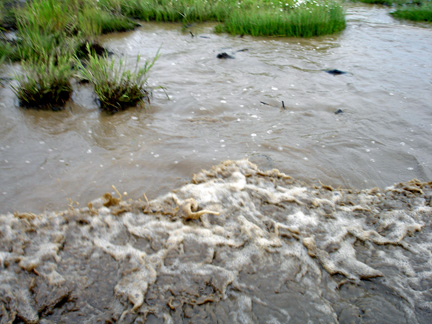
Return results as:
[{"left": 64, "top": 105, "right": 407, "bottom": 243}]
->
[{"left": 0, "top": 160, "right": 431, "bottom": 323}]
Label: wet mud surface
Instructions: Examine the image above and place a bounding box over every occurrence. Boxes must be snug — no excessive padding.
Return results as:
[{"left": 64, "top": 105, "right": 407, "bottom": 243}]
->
[{"left": 1, "top": 160, "right": 431, "bottom": 323}]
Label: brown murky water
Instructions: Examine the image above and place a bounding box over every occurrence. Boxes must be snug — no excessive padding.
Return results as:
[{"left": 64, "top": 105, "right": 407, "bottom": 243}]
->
[
  {"left": 0, "top": 4, "right": 432, "bottom": 323},
  {"left": 0, "top": 4, "right": 431, "bottom": 214}
]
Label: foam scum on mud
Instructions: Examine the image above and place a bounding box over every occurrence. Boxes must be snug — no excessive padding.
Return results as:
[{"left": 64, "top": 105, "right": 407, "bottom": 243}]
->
[{"left": 1, "top": 160, "right": 431, "bottom": 323}]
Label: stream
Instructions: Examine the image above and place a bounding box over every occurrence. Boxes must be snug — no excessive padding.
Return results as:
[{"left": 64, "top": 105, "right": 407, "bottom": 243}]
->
[{"left": 0, "top": 3, "right": 431, "bottom": 323}]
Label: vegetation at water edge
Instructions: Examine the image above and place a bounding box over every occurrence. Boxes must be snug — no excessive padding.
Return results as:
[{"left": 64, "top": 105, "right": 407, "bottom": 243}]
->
[
  {"left": 75, "top": 45, "right": 160, "bottom": 113},
  {"left": 391, "top": 1, "right": 432, "bottom": 21},
  {"left": 353, "top": 0, "right": 432, "bottom": 22},
  {"left": 11, "top": 52, "right": 74, "bottom": 109},
  {"left": 99, "top": 0, "right": 346, "bottom": 37}
]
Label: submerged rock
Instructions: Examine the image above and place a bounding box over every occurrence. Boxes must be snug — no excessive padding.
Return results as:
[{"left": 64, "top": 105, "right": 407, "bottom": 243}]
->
[
  {"left": 325, "top": 69, "right": 347, "bottom": 75},
  {"left": 217, "top": 52, "right": 235, "bottom": 59}
]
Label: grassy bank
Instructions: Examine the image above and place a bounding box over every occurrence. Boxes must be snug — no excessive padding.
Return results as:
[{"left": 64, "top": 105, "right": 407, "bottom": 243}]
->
[
  {"left": 98, "top": 0, "right": 346, "bottom": 37},
  {"left": 391, "top": 1, "right": 432, "bottom": 21},
  {"left": 353, "top": 0, "right": 432, "bottom": 22}
]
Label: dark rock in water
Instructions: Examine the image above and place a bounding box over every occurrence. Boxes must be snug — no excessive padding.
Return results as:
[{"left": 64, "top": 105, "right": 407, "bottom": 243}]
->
[
  {"left": 76, "top": 42, "right": 112, "bottom": 58},
  {"left": 217, "top": 52, "right": 235, "bottom": 59},
  {"left": 325, "top": 69, "right": 347, "bottom": 75},
  {"left": 335, "top": 109, "right": 344, "bottom": 114}
]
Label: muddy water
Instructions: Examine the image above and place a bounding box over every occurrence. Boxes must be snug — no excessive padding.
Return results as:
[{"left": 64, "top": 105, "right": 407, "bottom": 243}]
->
[
  {"left": 0, "top": 4, "right": 432, "bottom": 323},
  {"left": 0, "top": 4, "right": 431, "bottom": 213}
]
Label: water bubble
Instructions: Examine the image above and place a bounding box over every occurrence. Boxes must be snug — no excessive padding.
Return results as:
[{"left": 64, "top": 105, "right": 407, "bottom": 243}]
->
[
  {"left": 131, "top": 116, "right": 138, "bottom": 120},
  {"left": 271, "top": 87, "right": 278, "bottom": 91},
  {"left": 87, "top": 149, "right": 92, "bottom": 154},
  {"left": 220, "top": 100, "right": 227, "bottom": 104},
  {"left": 251, "top": 133, "right": 257, "bottom": 137}
]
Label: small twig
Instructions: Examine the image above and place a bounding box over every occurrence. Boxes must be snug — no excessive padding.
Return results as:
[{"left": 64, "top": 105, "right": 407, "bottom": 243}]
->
[
  {"left": 143, "top": 193, "right": 150, "bottom": 210},
  {"left": 112, "top": 185, "right": 122, "bottom": 200}
]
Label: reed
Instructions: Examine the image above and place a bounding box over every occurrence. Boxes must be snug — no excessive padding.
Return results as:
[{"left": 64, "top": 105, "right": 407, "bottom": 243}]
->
[
  {"left": 75, "top": 44, "right": 160, "bottom": 113},
  {"left": 11, "top": 52, "right": 74, "bottom": 109}
]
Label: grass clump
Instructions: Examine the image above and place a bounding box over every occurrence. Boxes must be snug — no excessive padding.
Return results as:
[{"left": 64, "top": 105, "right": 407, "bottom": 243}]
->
[
  {"left": 222, "top": 0, "right": 346, "bottom": 37},
  {"left": 76, "top": 45, "right": 160, "bottom": 113},
  {"left": 7, "top": 0, "right": 139, "bottom": 62},
  {"left": 391, "top": 1, "right": 432, "bottom": 21},
  {"left": 11, "top": 52, "right": 74, "bottom": 109}
]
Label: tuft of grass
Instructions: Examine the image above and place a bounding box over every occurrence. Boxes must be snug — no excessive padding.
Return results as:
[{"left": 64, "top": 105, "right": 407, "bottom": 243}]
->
[
  {"left": 75, "top": 44, "right": 160, "bottom": 113},
  {"left": 11, "top": 52, "right": 74, "bottom": 109}
]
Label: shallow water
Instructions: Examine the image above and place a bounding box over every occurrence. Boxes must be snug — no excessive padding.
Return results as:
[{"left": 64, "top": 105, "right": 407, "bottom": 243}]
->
[{"left": 0, "top": 4, "right": 431, "bottom": 213}]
